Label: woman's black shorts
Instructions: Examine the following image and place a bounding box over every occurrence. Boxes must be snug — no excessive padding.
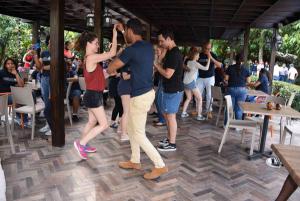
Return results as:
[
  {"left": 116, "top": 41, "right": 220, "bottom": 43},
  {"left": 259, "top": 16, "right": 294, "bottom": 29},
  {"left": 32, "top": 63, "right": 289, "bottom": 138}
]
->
[{"left": 83, "top": 90, "right": 103, "bottom": 108}]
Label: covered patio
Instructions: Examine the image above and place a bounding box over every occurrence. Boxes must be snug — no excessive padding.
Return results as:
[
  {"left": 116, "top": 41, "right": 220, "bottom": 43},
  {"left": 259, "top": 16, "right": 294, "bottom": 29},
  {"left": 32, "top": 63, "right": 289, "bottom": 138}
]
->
[{"left": 1, "top": 0, "right": 300, "bottom": 200}]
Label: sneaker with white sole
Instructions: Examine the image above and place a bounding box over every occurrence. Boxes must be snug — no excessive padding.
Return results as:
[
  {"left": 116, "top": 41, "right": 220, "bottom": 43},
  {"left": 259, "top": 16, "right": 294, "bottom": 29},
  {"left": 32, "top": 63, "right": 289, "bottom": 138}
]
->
[
  {"left": 157, "top": 143, "right": 176, "bottom": 152},
  {"left": 85, "top": 144, "right": 97, "bottom": 153},
  {"left": 196, "top": 115, "right": 205, "bottom": 121},
  {"left": 39, "top": 124, "right": 50, "bottom": 133},
  {"left": 181, "top": 113, "right": 189, "bottom": 118},
  {"left": 158, "top": 137, "right": 169, "bottom": 146},
  {"left": 74, "top": 140, "right": 87, "bottom": 160},
  {"left": 120, "top": 134, "right": 129, "bottom": 141},
  {"left": 45, "top": 130, "right": 52, "bottom": 136}
]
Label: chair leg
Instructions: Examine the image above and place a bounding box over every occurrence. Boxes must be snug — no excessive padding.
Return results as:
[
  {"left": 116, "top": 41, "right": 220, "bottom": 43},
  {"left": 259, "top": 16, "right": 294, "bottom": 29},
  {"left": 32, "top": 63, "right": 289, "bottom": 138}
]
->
[
  {"left": 218, "top": 126, "right": 229, "bottom": 154},
  {"left": 241, "top": 129, "right": 245, "bottom": 144},
  {"left": 6, "top": 114, "right": 15, "bottom": 154},
  {"left": 11, "top": 110, "right": 15, "bottom": 135},
  {"left": 249, "top": 128, "right": 257, "bottom": 156},
  {"left": 290, "top": 133, "right": 293, "bottom": 145},
  {"left": 216, "top": 101, "right": 223, "bottom": 126},
  {"left": 31, "top": 114, "right": 35, "bottom": 140},
  {"left": 257, "top": 125, "right": 262, "bottom": 148},
  {"left": 67, "top": 103, "right": 72, "bottom": 126}
]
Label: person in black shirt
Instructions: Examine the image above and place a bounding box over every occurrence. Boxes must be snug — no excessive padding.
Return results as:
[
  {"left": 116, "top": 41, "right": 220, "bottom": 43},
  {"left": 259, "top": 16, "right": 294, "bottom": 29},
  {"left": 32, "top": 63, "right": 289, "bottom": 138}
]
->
[
  {"left": 197, "top": 41, "right": 222, "bottom": 119},
  {"left": 155, "top": 29, "right": 183, "bottom": 152},
  {"left": 0, "top": 58, "right": 24, "bottom": 94},
  {"left": 225, "top": 54, "right": 251, "bottom": 120}
]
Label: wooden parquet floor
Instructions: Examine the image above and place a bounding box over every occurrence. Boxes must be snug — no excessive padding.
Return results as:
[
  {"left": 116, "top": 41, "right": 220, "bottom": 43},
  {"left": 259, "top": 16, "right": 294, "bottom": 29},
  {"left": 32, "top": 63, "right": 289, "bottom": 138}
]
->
[{"left": 1, "top": 105, "right": 300, "bottom": 201}]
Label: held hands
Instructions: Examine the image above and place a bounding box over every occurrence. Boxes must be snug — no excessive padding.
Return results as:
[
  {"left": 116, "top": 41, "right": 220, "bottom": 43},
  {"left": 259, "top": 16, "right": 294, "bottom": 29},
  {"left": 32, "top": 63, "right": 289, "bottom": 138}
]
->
[
  {"left": 116, "top": 23, "right": 125, "bottom": 32},
  {"left": 113, "top": 24, "right": 118, "bottom": 38}
]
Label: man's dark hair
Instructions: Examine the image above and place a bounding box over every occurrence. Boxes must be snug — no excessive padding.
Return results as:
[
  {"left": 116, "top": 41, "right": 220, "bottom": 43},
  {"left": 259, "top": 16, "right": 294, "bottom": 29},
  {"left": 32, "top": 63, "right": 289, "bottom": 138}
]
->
[
  {"left": 158, "top": 28, "right": 174, "bottom": 41},
  {"left": 126, "top": 19, "right": 143, "bottom": 36}
]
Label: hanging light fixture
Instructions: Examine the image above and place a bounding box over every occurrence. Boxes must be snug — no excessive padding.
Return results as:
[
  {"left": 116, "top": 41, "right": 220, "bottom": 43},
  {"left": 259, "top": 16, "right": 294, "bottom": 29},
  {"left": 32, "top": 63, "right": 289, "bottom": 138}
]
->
[
  {"left": 86, "top": 11, "right": 95, "bottom": 27},
  {"left": 103, "top": 8, "right": 112, "bottom": 27}
]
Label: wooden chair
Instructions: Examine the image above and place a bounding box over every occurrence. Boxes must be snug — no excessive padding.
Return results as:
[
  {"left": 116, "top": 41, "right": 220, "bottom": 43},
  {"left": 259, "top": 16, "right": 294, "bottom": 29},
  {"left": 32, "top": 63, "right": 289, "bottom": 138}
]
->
[
  {"left": 218, "top": 95, "right": 259, "bottom": 156},
  {"left": 0, "top": 94, "right": 15, "bottom": 154}
]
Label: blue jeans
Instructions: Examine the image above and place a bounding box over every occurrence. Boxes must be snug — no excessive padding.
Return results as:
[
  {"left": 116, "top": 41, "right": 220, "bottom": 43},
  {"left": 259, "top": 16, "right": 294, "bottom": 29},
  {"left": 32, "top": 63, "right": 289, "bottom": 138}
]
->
[
  {"left": 162, "top": 91, "right": 183, "bottom": 114},
  {"left": 228, "top": 87, "right": 247, "bottom": 120},
  {"left": 154, "top": 81, "right": 165, "bottom": 123},
  {"left": 288, "top": 79, "right": 295, "bottom": 84},
  {"left": 41, "top": 75, "right": 50, "bottom": 106},
  {"left": 41, "top": 75, "right": 51, "bottom": 129},
  {"left": 279, "top": 75, "right": 285, "bottom": 81}
]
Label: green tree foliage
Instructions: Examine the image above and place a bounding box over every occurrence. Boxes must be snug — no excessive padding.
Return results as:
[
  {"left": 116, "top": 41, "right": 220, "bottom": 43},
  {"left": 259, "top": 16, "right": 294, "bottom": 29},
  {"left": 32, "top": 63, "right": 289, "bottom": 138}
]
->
[
  {"left": 0, "top": 14, "right": 32, "bottom": 65},
  {"left": 279, "top": 21, "right": 300, "bottom": 64}
]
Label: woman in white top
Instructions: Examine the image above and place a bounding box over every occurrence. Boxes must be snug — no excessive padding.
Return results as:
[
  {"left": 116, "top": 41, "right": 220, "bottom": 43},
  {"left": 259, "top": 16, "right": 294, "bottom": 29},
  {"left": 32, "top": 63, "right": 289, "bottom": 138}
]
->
[{"left": 181, "top": 48, "right": 210, "bottom": 120}]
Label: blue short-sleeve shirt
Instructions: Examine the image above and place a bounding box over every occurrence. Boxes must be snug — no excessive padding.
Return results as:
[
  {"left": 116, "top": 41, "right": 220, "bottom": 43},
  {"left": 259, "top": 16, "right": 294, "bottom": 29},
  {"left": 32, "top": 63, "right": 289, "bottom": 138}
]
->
[
  {"left": 118, "top": 40, "right": 154, "bottom": 97},
  {"left": 226, "top": 64, "right": 251, "bottom": 87}
]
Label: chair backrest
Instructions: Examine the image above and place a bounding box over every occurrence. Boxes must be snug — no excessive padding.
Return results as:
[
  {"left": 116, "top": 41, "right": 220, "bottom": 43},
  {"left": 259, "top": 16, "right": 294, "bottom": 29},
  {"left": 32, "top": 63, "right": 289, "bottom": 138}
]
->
[
  {"left": 10, "top": 86, "right": 34, "bottom": 106},
  {"left": 224, "top": 95, "right": 234, "bottom": 123},
  {"left": 287, "top": 92, "right": 296, "bottom": 107},
  {"left": 211, "top": 86, "right": 223, "bottom": 101},
  {"left": 78, "top": 77, "right": 86, "bottom": 91},
  {"left": 265, "top": 96, "right": 286, "bottom": 105},
  {"left": 0, "top": 95, "right": 8, "bottom": 116}
]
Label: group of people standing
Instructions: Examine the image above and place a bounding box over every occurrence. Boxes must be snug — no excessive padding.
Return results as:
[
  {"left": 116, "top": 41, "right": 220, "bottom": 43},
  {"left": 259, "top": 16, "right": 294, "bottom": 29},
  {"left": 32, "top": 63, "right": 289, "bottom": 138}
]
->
[
  {"left": 72, "top": 17, "right": 227, "bottom": 180},
  {"left": 273, "top": 62, "right": 298, "bottom": 83}
]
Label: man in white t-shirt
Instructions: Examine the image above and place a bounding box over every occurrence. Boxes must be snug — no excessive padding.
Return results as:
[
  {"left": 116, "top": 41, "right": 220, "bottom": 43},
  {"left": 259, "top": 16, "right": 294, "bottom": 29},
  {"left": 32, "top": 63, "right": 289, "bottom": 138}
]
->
[
  {"left": 273, "top": 63, "right": 280, "bottom": 80},
  {"left": 288, "top": 64, "right": 298, "bottom": 83}
]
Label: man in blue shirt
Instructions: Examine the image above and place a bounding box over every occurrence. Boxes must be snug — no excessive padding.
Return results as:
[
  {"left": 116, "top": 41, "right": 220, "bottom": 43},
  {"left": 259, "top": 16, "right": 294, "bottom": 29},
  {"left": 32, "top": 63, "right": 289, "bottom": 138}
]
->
[{"left": 107, "top": 19, "right": 168, "bottom": 180}]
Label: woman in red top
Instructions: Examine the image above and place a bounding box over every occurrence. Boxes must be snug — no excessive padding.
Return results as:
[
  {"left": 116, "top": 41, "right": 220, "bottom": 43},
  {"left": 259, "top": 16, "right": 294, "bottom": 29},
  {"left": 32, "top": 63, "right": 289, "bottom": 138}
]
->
[
  {"left": 23, "top": 49, "right": 34, "bottom": 69},
  {"left": 73, "top": 25, "right": 117, "bottom": 160}
]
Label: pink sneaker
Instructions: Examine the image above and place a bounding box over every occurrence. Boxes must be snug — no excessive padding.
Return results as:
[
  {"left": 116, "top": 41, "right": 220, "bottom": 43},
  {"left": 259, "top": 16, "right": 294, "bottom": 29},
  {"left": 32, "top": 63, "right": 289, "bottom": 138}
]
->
[
  {"left": 74, "top": 140, "right": 88, "bottom": 160},
  {"left": 85, "top": 144, "right": 97, "bottom": 153}
]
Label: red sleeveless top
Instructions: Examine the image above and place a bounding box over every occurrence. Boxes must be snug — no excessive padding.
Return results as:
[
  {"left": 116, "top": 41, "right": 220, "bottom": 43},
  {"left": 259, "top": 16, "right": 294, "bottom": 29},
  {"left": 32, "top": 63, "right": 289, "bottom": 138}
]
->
[{"left": 83, "top": 63, "right": 105, "bottom": 92}]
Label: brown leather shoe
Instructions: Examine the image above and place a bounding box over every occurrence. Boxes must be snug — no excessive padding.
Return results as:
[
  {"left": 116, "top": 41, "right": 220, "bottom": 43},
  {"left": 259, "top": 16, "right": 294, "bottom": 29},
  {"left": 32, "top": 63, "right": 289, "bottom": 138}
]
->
[
  {"left": 119, "top": 161, "right": 141, "bottom": 170},
  {"left": 207, "top": 112, "right": 213, "bottom": 119},
  {"left": 143, "top": 166, "right": 168, "bottom": 180}
]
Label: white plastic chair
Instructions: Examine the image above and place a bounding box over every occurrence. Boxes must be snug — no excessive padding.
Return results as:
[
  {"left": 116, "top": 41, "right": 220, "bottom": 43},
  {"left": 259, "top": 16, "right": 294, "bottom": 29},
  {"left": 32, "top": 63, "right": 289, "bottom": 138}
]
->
[
  {"left": 218, "top": 95, "right": 259, "bottom": 156},
  {"left": 209, "top": 86, "right": 224, "bottom": 126},
  {"left": 64, "top": 81, "right": 73, "bottom": 126},
  {"left": 281, "top": 125, "right": 300, "bottom": 145},
  {"left": 0, "top": 95, "right": 15, "bottom": 154},
  {"left": 10, "top": 86, "right": 45, "bottom": 140}
]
